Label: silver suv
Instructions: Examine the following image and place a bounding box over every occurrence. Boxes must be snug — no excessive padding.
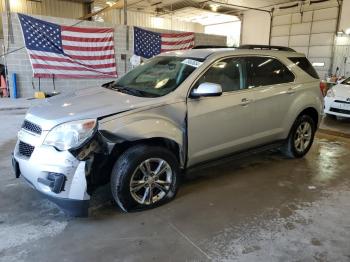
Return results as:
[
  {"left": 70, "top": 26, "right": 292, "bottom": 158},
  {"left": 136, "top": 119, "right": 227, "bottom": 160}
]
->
[{"left": 12, "top": 46, "right": 324, "bottom": 216}]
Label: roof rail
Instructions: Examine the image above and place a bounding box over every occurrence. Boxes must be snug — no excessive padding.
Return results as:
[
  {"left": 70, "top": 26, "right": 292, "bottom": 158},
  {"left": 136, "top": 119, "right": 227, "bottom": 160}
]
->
[
  {"left": 192, "top": 45, "right": 235, "bottom": 49},
  {"left": 238, "top": 45, "right": 296, "bottom": 52}
]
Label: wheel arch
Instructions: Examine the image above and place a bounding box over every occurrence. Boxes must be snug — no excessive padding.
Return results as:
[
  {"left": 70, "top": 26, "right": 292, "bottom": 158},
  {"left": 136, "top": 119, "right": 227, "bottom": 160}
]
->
[
  {"left": 109, "top": 137, "right": 184, "bottom": 169},
  {"left": 297, "top": 107, "right": 320, "bottom": 128}
]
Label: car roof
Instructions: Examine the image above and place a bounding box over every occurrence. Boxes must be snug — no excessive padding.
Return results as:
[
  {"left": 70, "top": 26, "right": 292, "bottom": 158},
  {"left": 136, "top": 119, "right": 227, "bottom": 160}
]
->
[{"left": 161, "top": 48, "right": 305, "bottom": 60}]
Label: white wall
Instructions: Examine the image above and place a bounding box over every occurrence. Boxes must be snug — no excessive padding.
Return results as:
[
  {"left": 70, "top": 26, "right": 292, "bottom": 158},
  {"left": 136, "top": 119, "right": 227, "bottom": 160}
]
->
[
  {"left": 241, "top": 10, "right": 270, "bottom": 45},
  {"left": 339, "top": 0, "right": 350, "bottom": 33},
  {"left": 205, "top": 21, "right": 241, "bottom": 46}
]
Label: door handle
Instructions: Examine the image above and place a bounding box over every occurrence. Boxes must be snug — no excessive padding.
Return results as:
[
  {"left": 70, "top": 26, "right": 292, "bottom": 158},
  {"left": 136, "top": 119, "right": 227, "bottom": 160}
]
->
[
  {"left": 241, "top": 98, "right": 252, "bottom": 106},
  {"left": 286, "top": 87, "right": 296, "bottom": 94}
]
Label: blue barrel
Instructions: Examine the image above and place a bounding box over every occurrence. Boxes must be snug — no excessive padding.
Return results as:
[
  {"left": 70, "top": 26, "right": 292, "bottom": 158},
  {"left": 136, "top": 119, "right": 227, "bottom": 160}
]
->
[{"left": 11, "top": 73, "right": 17, "bottom": 99}]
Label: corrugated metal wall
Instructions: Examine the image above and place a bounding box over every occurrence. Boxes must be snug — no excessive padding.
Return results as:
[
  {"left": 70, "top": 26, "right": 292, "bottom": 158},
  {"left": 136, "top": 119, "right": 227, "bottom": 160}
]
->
[
  {"left": 0, "top": 0, "right": 86, "bottom": 37},
  {"left": 0, "top": 0, "right": 85, "bottom": 17},
  {"left": 92, "top": 1, "right": 204, "bottom": 33}
]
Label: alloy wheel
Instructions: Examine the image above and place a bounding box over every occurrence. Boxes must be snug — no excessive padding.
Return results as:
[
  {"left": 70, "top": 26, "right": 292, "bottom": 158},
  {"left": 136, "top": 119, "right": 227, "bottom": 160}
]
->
[
  {"left": 129, "top": 158, "right": 173, "bottom": 205},
  {"left": 294, "top": 121, "right": 312, "bottom": 153}
]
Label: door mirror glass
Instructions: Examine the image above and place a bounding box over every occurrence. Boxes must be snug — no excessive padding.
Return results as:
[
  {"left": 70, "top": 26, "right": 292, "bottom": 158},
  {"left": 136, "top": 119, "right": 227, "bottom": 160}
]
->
[{"left": 191, "top": 82, "right": 223, "bottom": 97}]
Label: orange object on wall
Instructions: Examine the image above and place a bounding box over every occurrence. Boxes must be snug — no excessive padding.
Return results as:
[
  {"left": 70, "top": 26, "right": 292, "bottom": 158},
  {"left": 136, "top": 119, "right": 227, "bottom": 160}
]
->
[{"left": 0, "top": 75, "right": 8, "bottom": 97}]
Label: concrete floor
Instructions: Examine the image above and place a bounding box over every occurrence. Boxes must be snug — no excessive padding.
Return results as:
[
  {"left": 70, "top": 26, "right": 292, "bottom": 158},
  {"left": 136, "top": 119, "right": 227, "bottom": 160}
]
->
[
  {"left": 1, "top": 109, "right": 350, "bottom": 262},
  {"left": 320, "top": 116, "right": 350, "bottom": 137}
]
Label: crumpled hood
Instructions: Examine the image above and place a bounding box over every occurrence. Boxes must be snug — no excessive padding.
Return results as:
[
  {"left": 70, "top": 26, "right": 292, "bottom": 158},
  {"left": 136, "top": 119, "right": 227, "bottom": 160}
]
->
[
  {"left": 25, "top": 87, "right": 160, "bottom": 130},
  {"left": 333, "top": 84, "right": 350, "bottom": 99}
]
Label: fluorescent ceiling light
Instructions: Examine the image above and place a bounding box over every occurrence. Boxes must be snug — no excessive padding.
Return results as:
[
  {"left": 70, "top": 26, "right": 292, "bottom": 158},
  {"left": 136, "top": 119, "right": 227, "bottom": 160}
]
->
[
  {"left": 164, "top": 7, "right": 239, "bottom": 26},
  {"left": 209, "top": 3, "right": 220, "bottom": 12},
  {"left": 312, "top": 62, "right": 325, "bottom": 67},
  {"left": 106, "top": 0, "right": 116, "bottom": 6}
]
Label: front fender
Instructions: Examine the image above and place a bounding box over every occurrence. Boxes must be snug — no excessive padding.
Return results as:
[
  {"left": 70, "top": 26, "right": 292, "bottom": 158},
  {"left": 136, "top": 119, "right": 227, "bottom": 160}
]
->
[
  {"left": 103, "top": 117, "right": 184, "bottom": 146},
  {"left": 99, "top": 103, "right": 187, "bottom": 165}
]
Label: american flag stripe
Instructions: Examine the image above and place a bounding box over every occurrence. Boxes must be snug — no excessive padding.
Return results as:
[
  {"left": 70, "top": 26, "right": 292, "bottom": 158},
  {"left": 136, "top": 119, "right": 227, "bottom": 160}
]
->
[
  {"left": 61, "top": 35, "right": 114, "bottom": 42},
  {"left": 160, "top": 33, "right": 194, "bottom": 52},
  {"left": 19, "top": 13, "right": 117, "bottom": 79},
  {"left": 161, "top": 45, "right": 195, "bottom": 52},
  {"left": 61, "top": 26, "right": 114, "bottom": 33},
  {"left": 60, "top": 31, "right": 112, "bottom": 38},
  {"left": 30, "top": 55, "right": 115, "bottom": 65},
  {"left": 35, "top": 73, "right": 114, "bottom": 79},
  {"left": 161, "top": 35, "right": 195, "bottom": 42},
  {"left": 62, "top": 45, "right": 114, "bottom": 51},
  {"left": 62, "top": 40, "right": 114, "bottom": 47},
  {"left": 33, "top": 61, "right": 116, "bottom": 70},
  {"left": 34, "top": 68, "right": 116, "bottom": 76},
  {"left": 63, "top": 49, "right": 115, "bottom": 56},
  {"left": 161, "top": 32, "right": 194, "bottom": 37},
  {"left": 162, "top": 38, "right": 195, "bottom": 46}
]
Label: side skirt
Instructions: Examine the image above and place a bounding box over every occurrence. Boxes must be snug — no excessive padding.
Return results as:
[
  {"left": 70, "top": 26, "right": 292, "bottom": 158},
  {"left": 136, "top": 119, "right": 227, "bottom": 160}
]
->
[{"left": 185, "top": 140, "right": 285, "bottom": 174}]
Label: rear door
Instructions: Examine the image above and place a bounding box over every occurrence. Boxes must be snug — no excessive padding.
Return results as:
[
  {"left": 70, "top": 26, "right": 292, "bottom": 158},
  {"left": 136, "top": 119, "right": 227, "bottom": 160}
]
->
[{"left": 244, "top": 56, "right": 296, "bottom": 144}]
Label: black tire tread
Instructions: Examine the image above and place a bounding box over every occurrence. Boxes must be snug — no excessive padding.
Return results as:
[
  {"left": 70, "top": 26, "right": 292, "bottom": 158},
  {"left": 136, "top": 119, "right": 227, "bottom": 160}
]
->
[
  {"left": 110, "top": 144, "right": 179, "bottom": 212},
  {"left": 282, "top": 114, "right": 316, "bottom": 159}
]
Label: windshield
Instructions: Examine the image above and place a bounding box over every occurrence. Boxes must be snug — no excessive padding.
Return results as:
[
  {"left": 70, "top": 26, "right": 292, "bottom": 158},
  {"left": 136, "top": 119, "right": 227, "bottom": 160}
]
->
[{"left": 104, "top": 56, "right": 203, "bottom": 97}]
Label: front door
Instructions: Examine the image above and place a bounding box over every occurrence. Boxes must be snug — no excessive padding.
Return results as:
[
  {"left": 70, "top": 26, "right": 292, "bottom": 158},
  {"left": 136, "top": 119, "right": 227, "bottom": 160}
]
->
[{"left": 187, "top": 57, "right": 256, "bottom": 166}]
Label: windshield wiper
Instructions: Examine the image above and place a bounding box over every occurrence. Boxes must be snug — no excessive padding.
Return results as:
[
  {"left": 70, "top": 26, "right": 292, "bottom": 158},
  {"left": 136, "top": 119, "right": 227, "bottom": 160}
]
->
[{"left": 102, "top": 82, "right": 157, "bottom": 97}]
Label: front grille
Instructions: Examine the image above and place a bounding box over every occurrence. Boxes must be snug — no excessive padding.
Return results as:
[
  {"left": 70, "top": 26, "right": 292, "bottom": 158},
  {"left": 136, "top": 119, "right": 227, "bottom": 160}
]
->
[
  {"left": 330, "top": 107, "right": 350, "bottom": 115},
  {"left": 18, "top": 141, "right": 35, "bottom": 158},
  {"left": 22, "top": 120, "right": 42, "bottom": 135},
  {"left": 334, "top": 100, "right": 350, "bottom": 105}
]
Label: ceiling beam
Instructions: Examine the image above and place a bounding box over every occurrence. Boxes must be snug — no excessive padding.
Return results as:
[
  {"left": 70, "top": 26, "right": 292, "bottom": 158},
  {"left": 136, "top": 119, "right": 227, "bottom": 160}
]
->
[{"left": 79, "top": 1, "right": 125, "bottom": 20}]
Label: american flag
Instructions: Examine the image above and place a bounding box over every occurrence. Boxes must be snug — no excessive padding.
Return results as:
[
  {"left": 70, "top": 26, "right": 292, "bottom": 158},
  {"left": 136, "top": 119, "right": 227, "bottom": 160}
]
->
[
  {"left": 18, "top": 13, "right": 117, "bottom": 79},
  {"left": 134, "top": 27, "right": 195, "bottom": 59}
]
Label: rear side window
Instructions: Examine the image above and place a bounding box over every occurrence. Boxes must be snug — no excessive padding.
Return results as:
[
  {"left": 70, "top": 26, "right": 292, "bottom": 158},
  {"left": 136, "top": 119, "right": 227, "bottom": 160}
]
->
[
  {"left": 288, "top": 57, "right": 319, "bottom": 79},
  {"left": 245, "top": 57, "right": 295, "bottom": 88}
]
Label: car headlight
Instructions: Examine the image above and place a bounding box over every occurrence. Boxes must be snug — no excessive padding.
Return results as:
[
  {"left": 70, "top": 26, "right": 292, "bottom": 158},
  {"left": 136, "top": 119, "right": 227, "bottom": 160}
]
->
[
  {"left": 43, "top": 119, "right": 97, "bottom": 151},
  {"left": 326, "top": 89, "right": 335, "bottom": 97}
]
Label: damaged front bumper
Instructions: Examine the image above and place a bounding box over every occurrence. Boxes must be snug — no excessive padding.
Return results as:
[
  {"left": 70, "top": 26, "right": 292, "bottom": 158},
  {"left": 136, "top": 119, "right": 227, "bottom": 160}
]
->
[{"left": 13, "top": 128, "right": 91, "bottom": 217}]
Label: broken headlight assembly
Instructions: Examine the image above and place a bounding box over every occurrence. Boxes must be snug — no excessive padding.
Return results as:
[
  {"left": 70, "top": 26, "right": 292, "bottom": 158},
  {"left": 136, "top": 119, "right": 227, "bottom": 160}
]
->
[{"left": 43, "top": 119, "right": 97, "bottom": 151}]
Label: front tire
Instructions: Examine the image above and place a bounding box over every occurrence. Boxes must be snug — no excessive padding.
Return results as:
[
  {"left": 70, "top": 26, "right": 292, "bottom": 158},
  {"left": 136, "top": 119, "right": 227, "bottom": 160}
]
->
[
  {"left": 282, "top": 115, "right": 316, "bottom": 158},
  {"left": 111, "top": 145, "right": 180, "bottom": 212}
]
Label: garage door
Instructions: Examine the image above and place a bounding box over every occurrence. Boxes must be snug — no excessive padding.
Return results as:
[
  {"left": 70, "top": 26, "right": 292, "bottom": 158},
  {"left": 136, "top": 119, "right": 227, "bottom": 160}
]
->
[{"left": 270, "top": 4, "right": 339, "bottom": 79}]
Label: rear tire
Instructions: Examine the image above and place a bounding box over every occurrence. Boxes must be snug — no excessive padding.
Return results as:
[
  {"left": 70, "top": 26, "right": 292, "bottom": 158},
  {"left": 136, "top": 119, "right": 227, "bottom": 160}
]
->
[
  {"left": 282, "top": 115, "right": 316, "bottom": 158},
  {"left": 110, "top": 145, "right": 180, "bottom": 212}
]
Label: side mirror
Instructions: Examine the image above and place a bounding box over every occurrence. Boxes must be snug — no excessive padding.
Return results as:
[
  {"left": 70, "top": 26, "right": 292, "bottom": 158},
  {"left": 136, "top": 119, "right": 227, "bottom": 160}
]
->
[{"left": 191, "top": 82, "right": 223, "bottom": 98}]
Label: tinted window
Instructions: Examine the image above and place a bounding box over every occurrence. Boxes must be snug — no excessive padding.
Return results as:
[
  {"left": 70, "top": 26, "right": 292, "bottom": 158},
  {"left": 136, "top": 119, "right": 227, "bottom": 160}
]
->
[
  {"left": 245, "top": 57, "right": 295, "bottom": 88},
  {"left": 195, "top": 58, "right": 245, "bottom": 92},
  {"left": 288, "top": 57, "right": 319, "bottom": 79}
]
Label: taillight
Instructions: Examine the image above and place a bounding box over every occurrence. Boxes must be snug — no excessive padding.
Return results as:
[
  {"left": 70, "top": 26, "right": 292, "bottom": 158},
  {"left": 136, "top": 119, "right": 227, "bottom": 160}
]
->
[{"left": 320, "top": 81, "right": 327, "bottom": 96}]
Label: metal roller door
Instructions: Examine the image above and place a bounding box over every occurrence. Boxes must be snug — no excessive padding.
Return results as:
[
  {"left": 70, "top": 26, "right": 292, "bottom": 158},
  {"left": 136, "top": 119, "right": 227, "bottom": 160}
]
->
[{"left": 270, "top": 2, "right": 340, "bottom": 79}]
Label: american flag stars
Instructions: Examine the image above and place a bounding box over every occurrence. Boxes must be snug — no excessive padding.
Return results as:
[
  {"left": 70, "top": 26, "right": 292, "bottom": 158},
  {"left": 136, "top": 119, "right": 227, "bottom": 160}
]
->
[{"left": 19, "top": 13, "right": 63, "bottom": 54}]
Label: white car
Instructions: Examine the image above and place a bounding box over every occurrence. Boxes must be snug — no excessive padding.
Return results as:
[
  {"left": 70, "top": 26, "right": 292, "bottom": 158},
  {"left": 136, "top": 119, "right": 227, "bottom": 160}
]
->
[{"left": 325, "top": 77, "right": 350, "bottom": 118}]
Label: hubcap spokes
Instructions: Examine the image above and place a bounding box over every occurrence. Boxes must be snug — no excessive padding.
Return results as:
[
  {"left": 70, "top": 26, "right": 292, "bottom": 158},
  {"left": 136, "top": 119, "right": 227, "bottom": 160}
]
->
[
  {"left": 294, "top": 122, "right": 312, "bottom": 152},
  {"left": 130, "top": 158, "right": 172, "bottom": 205}
]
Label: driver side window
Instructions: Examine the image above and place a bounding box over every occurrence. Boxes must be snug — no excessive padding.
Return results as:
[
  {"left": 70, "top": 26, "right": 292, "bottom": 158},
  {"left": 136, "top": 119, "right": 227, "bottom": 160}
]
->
[{"left": 195, "top": 57, "right": 245, "bottom": 92}]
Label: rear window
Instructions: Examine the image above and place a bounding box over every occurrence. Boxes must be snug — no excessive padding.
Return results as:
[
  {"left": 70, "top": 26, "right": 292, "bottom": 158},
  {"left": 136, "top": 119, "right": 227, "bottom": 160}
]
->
[{"left": 288, "top": 57, "right": 319, "bottom": 79}]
